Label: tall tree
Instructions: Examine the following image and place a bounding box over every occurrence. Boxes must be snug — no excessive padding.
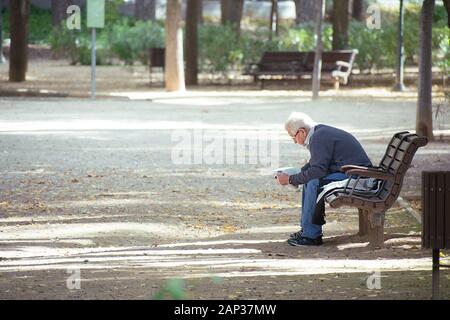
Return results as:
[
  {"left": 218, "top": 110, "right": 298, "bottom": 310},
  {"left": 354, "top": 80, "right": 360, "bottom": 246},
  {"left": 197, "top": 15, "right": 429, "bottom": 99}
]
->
[
  {"left": 269, "top": 0, "right": 279, "bottom": 41},
  {"left": 332, "top": 0, "right": 351, "bottom": 50},
  {"left": 9, "top": 0, "right": 30, "bottom": 82},
  {"left": 416, "top": 0, "right": 435, "bottom": 140},
  {"left": 51, "top": 0, "right": 69, "bottom": 26},
  {"left": 165, "top": 0, "right": 185, "bottom": 91},
  {"left": 221, "top": 0, "right": 244, "bottom": 38},
  {"left": 186, "top": 0, "right": 199, "bottom": 85},
  {"left": 135, "top": 0, "right": 156, "bottom": 21},
  {"left": 293, "top": 0, "right": 321, "bottom": 25},
  {"left": 352, "top": 0, "right": 365, "bottom": 21}
]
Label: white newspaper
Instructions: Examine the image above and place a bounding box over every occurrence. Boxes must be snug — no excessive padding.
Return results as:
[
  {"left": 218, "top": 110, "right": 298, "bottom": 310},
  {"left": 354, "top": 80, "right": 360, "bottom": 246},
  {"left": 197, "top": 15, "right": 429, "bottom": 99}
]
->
[{"left": 273, "top": 167, "right": 302, "bottom": 190}]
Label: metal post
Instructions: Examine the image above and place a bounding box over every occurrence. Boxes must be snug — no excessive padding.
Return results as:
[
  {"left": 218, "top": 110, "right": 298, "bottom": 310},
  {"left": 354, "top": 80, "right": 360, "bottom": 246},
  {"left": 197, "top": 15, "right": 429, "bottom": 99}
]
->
[
  {"left": 0, "top": 0, "right": 6, "bottom": 64},
  {"left": 91, "top": 28, "right": 96, "bottom": 99},
  {"left": 312, "top": 0, "right": 325, "bottom": 99},
  {"left": 394, "top": 0, "right": 405, "bottom": 91},
  {"left": 432, "top": 248, "right": 440, "bottom": 300}
]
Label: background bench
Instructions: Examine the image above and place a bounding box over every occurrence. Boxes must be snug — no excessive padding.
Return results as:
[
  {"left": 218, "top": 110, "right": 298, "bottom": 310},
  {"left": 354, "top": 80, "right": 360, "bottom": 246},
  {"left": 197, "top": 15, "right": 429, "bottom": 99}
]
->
[{"left": 244, "top": 50, "right": 358, "bottom": 89}]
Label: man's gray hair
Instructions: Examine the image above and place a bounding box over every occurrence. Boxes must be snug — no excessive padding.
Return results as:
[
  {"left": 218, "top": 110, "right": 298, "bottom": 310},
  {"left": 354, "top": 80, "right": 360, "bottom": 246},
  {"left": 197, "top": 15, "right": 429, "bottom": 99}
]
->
[{"left": 285, "top": 112, "right": 316, "bottom": 133}]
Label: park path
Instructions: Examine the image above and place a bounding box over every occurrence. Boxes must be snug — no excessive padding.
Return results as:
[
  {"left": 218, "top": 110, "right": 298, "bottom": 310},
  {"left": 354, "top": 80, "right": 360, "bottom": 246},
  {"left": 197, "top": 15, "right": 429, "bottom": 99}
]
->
[{"left": 0, "top": 93, "right": 449, "bottom": 299}]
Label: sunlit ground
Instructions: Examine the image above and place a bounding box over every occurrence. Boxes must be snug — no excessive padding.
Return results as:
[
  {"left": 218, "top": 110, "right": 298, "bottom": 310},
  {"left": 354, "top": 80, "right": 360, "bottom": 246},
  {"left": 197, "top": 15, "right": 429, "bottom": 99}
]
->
[{"left": 0, "top": 90, "right": 449, "bottom": 299}]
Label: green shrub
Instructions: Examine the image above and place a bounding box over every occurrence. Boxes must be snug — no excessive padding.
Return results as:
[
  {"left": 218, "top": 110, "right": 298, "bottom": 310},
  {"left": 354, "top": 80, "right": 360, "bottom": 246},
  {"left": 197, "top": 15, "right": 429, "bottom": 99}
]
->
[
  {"left": 238, "top": 28, "right": 278, "bottom": 65},
  {"left": 49, "top": 23, "right": 113, "bottom": 66},
  {"left": 48, "top": 24, "right": 82, "bottom": 64},
  {"left": 198, "top": 24, "right": 241, "bottom": 72},
  {"left": 1, "top": 4, "right": 52, "bottom": 44},
  {"left": 107, "top": 19, "right": 165, "bottom": 65}
]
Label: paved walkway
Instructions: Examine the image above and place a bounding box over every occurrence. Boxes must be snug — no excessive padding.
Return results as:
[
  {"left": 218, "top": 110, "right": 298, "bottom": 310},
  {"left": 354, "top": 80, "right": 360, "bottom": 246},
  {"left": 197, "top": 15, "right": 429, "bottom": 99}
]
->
[{"left": 0, "top": 94, "right": 449, "bottom": 299}]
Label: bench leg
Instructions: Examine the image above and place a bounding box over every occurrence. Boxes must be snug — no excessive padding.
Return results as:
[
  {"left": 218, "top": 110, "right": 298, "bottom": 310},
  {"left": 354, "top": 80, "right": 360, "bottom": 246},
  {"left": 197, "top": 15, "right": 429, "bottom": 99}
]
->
[
  {"left": 334, "top": 77, "right": 340, "bottom": 90},
  {"left": 358, "top": 209, "right": 369, "bottom": 237},
  {"left": 368, "top": 212, "right": 385, "bottom": 248}
]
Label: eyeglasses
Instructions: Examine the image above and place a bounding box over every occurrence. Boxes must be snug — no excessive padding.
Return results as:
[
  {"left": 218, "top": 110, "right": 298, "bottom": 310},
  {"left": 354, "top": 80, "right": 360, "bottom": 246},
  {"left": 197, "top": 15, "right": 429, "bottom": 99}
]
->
[{"left": 291, "top": 129, "right": 300, "bottom": 142}]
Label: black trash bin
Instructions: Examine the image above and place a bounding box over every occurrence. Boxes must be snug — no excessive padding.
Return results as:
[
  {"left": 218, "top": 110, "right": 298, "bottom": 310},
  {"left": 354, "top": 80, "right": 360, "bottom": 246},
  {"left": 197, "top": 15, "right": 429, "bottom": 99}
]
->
[{"left": 422, "top": 171, "right": 450, "bottom": 299}]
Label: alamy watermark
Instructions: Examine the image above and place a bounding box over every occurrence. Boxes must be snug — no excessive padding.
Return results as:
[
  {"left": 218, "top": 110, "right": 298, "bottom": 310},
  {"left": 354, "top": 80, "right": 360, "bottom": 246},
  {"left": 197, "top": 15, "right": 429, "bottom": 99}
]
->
[
  {"left": 366, "top": 4, "right": 381, "bottom": 30},
  {"left": 66, "top": 5, "right": 81, "bottom": 30},
  {"left": 66, "top": 267, "right": 81, "bottom": 290},
  {"left": 366, "top": 270, "right": 382, "bottom": 290},
  {"left": 171, "top": 129, "right": 279, "bottom": 171}
]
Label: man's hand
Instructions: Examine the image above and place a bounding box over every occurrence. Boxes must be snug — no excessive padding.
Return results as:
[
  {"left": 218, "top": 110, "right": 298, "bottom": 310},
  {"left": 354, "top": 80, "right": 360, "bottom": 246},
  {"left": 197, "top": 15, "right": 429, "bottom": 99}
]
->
[{"left": 276, "top": 173, "right": 289, "bottom": 185}]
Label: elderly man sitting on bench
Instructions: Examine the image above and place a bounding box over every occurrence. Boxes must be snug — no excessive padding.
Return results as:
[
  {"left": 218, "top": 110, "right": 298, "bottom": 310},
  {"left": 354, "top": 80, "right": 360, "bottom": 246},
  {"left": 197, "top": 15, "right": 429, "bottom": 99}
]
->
[{"left": 276, "top": 112, "right": 372, "bottom": 246}]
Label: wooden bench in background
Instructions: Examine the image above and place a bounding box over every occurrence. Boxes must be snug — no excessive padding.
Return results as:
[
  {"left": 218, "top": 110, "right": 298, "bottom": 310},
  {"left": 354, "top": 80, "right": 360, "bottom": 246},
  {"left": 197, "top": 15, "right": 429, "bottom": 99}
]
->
[
  {"left": 244, "top": 49, "right": 358, "bottom": 89},
  {"left": 324, "top": 131, "right": 428, "bottom": 248}
]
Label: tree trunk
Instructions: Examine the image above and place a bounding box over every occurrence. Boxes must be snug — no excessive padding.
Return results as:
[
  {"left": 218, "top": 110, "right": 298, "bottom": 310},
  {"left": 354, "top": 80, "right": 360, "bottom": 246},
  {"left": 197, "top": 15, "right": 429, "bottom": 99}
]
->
[
  {"left": 269, "top": 0, "right": 279, "bottom": 41},
  {"left": 416, "top": 0, "right": 435, "bottom": 140},
  {"left": 312, "top": 0, "right": 325, "bottom": 99},
  {"left": 293, "top": 0, "right": 322, "bottom": 25},
  {"left": 443, "top": 0, "right": 450, "bottom": 28},
  {"left": 186, "top": 0, "right": 199, "bottom": 86},
  {"left": 221, "top": 0, "right": 244, "bottom": 38},
  {"left": 51, "top": 0, "right": 69, "bottom": 26},
  {"left": 165, "top": 0, "right": 185, "bottom": 91},
  {"left": 9, "top": 0, "right": 29, "bottom": 82},
  {"left": 135, "top": 0, "right": 156, "bottom": 21},
  {"left": 332, "top": 0, "right": 351, "bottom": 50},
  {"left": 352, "top": 0, "right": 365, "bottom": 21}
]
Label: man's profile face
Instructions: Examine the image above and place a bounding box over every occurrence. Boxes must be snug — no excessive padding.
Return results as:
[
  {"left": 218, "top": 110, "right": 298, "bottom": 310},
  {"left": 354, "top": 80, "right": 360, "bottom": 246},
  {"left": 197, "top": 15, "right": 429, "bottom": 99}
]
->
[{"left": 288, "top": 127, "right": 308, "bottom": 145}]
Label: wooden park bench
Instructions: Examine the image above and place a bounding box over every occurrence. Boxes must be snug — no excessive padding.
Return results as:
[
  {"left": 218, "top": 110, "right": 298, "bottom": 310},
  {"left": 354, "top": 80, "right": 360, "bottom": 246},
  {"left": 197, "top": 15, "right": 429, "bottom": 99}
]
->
[
  {"left": 323, "top": 131, "right": 428, "bottom": 248},
  {"left": 243, "top": 49, "right": 358, "bottom": 89}
]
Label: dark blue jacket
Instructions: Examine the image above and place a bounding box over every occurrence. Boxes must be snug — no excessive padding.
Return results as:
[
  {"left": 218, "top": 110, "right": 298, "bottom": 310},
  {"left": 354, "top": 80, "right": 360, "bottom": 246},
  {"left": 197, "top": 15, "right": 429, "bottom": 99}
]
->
[{"left": 288, "top": 124, "right": 372, "bottom": 186}]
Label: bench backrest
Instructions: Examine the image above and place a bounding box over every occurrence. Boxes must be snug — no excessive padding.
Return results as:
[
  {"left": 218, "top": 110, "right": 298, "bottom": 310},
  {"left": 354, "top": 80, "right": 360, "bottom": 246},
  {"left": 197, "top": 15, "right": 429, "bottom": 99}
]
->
[
  {"left": 259, "top": 50, "right": 358, "bottom": 73},
  {"left": 259, "top": 52, "right": 306, "bottom": 72},
  {"left": 375, "top": 132, "right": 428, "bottom": 208},
  {"left": 302, "top": 50, "right": 358, "bottom": 72}
]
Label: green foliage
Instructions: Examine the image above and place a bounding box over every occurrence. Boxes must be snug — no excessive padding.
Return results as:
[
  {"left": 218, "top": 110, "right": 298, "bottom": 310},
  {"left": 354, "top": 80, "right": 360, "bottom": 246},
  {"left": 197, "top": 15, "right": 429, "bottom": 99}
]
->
[
  {"left": 48, "top": 24, "right": 81, "bottom": 64},
  {"left": 3, "top": 0, "right": 449, "bottom": 74},
  {"left": 1, "top": 4, "right": 53, "bottom": 44},
  {"left": 348, "top": 3, "right": 449, "bottom": 72},
  {"left": 49, "top": 23, "right": 114, "bottom": 66},
  {"left": 432, "top": 26, "right": 450, "bottom": 77},
  {"left": 274, "top": 23, "right": 333, "bottom": 52},
  {"left": 107, "top": 19, "right": 165, "bottom": 65},
  {"left": 238, "top": 29, "right": 278, "bottom": 66},
  {"left": 153, "top": 278, "right": 186, "bottom": 300},
  {"left": 198, "top": 24, "right": 241, "bottom": 72},
  {"left": 348, "top": 22, "right": 392, "bottom": 72}
]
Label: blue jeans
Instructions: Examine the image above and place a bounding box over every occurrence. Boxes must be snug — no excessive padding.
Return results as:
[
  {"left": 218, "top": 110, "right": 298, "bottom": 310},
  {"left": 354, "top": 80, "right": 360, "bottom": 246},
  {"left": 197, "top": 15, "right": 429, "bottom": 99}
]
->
[{"left": 301, "top": 172, "right": 347, "bottom": 239}]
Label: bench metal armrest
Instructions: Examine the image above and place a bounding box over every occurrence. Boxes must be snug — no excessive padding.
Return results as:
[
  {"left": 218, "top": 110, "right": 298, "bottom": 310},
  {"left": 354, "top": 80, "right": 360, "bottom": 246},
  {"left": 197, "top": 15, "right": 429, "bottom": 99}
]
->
[
  {"left": 346, "top": 168, "right": 394, "bottom": 181},
  {"left": 336, "top": 61, "right": 351, "bottom": 73},
  {"left": 336, "top": 61, "right": 350, "bottom": 68}
]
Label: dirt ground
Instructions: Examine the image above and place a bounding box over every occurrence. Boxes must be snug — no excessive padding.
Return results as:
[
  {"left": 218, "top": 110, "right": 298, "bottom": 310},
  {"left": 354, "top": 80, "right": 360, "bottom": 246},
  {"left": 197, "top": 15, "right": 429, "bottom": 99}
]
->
[{"left": 0, "top": 58, "right": 449, "bottom": 300}]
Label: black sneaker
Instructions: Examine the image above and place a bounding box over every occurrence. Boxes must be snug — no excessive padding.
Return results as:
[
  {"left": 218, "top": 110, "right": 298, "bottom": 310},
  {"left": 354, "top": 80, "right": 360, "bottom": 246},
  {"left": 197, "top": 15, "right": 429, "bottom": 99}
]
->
[
  {"left": 287, "top": 236, "right": 323, "bottom": 246},
  {"left": 289, "top": 229, "right": 303, "bottom": 239}
]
